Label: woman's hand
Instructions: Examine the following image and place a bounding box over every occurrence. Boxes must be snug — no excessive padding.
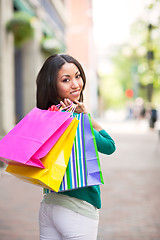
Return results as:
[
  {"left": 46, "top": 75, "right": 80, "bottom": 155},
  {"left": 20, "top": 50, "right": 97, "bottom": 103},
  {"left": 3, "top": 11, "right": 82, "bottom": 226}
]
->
[
  {"left": 74, "top": 100, "right": 88, "bottom": 114},
  {"left": 60, "top": 98, "right": 72, "bottom": 109},
  {"left": 60, "top": 98, "right": 103, "bottom": 131},
  {"left": 60, "top": 99, "right": 88, "bottom": 114}
]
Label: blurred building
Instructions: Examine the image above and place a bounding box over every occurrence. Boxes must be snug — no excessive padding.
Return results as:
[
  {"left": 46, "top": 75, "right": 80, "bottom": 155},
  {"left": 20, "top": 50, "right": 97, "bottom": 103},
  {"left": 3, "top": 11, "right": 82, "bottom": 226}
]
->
[
  {"left": 65, "top": 0, "right": 98, "bottom": 117},
  {"left": 0, "top": 0, "right": 67, "bottom": 135},
  {"left": 0, "top": 0, "right": 98, "bottom": 135}
]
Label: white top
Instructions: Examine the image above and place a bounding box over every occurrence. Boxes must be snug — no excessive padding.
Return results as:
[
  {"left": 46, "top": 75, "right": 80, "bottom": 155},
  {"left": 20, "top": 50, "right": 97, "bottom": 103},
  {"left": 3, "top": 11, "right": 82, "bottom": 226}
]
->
[{"left": 42, "top": 192, "right": 99, "bottom": 220}]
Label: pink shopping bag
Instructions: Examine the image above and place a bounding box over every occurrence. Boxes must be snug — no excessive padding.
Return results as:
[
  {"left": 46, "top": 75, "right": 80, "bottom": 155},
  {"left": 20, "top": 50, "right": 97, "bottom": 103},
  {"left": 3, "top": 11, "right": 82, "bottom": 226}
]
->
[{"left": 0, "top": 107, "right": 73, "bottom": 168}]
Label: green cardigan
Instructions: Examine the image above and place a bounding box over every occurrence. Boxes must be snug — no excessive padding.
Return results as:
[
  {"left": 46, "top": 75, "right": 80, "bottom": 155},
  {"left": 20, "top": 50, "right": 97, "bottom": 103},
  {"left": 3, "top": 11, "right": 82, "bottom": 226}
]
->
[{"left": 57, "top": 129, "right": 116, "bottom": 209}]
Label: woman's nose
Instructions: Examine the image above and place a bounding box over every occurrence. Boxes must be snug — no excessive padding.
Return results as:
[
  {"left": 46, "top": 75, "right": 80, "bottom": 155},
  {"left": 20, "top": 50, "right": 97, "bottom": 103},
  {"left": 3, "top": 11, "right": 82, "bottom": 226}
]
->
[{"left": 71, "top": 79, "right": 79, "bottom": 88}]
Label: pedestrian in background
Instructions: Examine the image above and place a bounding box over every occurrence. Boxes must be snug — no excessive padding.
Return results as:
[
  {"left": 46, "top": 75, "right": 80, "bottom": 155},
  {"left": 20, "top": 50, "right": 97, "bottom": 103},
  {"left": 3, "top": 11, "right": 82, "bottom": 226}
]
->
[
  {"left": 149, "top": 107, "right": 157, "bottom": 129},
  {"left": 36, "top": 54, "right": 116, "bottom": 240}
]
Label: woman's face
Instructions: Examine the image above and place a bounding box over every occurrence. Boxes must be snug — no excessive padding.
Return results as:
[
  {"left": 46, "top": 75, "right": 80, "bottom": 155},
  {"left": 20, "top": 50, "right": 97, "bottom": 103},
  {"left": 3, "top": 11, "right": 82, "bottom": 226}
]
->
[{"left": 57, "top": 63, "right": 84, "bottom": 102}]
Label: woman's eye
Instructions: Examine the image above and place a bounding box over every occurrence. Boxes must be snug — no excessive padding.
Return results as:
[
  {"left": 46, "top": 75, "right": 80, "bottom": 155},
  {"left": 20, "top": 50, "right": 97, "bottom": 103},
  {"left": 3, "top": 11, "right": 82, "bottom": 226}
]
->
[
  {"left": 76, "top": 75, "right": 81, "bottom": 79},
  {"left": 63, "top": 78, "right": 70, "bottom": 82}
]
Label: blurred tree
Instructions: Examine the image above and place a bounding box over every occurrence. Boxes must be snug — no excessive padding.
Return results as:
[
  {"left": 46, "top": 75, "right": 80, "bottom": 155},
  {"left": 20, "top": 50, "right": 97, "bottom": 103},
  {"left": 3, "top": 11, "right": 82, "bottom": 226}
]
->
[
  {"left": 98, "top": 0, "right": 160, "bottom": 109},
  {"left": 98, "top": 46, "right": 132, "bottom": 108}
]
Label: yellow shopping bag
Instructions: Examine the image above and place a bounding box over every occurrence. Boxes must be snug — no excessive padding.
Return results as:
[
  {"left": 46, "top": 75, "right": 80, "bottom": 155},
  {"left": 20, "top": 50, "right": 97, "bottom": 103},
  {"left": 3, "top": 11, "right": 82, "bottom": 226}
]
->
[{"left": 6, "top": 118, "right": 79, "bottom": 192}]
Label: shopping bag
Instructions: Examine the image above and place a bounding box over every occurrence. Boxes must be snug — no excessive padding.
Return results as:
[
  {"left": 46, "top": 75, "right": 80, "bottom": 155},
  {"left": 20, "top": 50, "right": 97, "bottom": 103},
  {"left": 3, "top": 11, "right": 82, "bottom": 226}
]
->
[
  {"left": 6, "top": 117, "right": 79, "bottom": 192},
  {"left": 58, "top": 113, "right": 104, "bottom": 191},
  {"left": 0, "top": 107, "right": 73, "bottom": 168}
]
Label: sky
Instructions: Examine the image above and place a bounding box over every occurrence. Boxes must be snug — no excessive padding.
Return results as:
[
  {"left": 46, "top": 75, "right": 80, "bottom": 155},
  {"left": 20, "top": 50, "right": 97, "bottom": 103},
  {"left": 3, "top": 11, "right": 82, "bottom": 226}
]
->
[{"left": 92, "top": 0, "right": 147, "bottom": 48}]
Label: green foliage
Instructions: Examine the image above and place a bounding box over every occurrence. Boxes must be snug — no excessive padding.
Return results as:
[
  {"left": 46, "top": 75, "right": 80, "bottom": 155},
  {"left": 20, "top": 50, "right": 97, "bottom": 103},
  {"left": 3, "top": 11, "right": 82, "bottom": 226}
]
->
[
  {"left": 41, "top": 37, "right": 62, "bottom": 57},
  {"left": 99, "top": 64, "right": 127, "bottom": 108},
  {"left": 111, "top": 46, "right": 133, "bottom": 91},
  {"left": 98, "top": 0, "right": 160, "bottom": 108},
  {"left": 6, "top": 11, "right": 34, "bottom": 47}
]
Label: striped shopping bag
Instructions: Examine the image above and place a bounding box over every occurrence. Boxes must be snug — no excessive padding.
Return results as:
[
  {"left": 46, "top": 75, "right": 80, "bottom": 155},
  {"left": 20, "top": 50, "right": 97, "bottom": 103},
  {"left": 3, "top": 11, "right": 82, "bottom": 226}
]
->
[
  {"left": 44, "top": 113, "right": 104, "bottom": 194},
  {"left": 58, "top": 113, "right": 104, "bottom": 191}
]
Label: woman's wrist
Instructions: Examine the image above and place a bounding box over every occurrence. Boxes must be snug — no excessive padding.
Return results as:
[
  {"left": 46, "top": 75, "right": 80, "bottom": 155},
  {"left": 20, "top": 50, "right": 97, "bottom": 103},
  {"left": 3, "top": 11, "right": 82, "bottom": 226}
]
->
[
  {"left": 91, "top": 116, "right": 103, "bottom": 132},
  {"left": 83, "top": 110, "right": 88, "bottom": 114}
]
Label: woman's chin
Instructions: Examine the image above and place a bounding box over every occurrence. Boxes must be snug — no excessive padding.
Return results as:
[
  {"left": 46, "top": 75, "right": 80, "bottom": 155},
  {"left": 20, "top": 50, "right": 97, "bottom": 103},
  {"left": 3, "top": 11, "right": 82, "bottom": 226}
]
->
[{"left": 70, "top": 96, "right": 80, "bottom": 102}]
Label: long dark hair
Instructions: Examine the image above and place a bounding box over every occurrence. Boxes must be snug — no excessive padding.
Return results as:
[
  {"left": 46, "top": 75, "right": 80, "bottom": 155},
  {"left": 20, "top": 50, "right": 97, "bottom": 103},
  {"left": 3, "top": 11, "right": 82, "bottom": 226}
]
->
[{"left": 36, "top": 54, "right": 86, "bottom": 110}]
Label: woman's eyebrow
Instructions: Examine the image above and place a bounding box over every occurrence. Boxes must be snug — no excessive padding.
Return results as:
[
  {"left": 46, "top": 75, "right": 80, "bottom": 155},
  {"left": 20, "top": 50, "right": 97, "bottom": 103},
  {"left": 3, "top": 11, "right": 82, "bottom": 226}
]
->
[
  {"left": 60, "top": 71, "right": 80, "bottom": 78},
  {"left": 61, "top": 74, "right": 70, "bottom": 78}
]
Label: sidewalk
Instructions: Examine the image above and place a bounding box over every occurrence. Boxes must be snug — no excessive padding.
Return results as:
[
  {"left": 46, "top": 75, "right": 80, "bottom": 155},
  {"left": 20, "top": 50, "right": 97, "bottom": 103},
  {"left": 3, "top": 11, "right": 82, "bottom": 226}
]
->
[
  {"left": 0, "top": 118, "right": 160, "bottom": 240},
  {"left": 0, "top": 170, "right": 42, "bottom": 240},
  {"left": 97, "top": 119, "right": 160, "bottom": 240}
]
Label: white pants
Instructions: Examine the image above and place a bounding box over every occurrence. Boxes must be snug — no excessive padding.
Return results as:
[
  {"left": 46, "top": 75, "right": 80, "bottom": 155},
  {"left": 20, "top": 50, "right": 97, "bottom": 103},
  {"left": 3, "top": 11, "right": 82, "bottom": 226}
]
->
[{"left": 39, "top": 202, "right": 99, "bottom": 240}]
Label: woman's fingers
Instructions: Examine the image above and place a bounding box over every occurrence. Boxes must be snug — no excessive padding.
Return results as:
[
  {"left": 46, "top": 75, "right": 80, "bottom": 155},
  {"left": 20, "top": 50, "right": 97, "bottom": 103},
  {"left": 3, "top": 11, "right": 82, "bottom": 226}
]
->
[
  {"left": 65, "top": 98, "right": 72, "bottom": 105},
  {"left": 74, "top": 100, "right": 88, "bottom": 114},
  {"left": 74, "top": 100, "right": 80, "bottom": 105},
  {"left": 60, "top": 101, "right": 66, "bottom": 108},
  {"left": 74, "top": 100, "right": 82, "bottom": 108},
  {"left": 60, "top": 99, "right": 88, "bottom": 114},
  {"left": 60, "top": 98, "right": 72, "bottom": 109}
]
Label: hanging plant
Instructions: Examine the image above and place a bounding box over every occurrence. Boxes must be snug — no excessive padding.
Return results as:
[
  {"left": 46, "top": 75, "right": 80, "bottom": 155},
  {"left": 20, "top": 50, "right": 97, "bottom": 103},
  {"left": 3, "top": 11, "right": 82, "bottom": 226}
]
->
[
  {"left": 41, "top": 36, "right": 62, "bottom": 56},
  {"left": 6, "top": 11, "right": 35, "bottom": 47}
]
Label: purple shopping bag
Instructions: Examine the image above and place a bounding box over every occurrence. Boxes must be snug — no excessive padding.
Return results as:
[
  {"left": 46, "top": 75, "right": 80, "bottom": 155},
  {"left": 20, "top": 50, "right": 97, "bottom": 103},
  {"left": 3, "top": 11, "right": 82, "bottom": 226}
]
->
[{"left": 0, "top": 107, "right": 73, "bottom": 168}]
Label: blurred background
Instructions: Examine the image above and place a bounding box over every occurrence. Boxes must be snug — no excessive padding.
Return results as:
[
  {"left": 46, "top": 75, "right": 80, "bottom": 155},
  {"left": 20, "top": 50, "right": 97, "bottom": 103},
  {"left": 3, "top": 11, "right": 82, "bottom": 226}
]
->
[
  {"left": 0, "top": 0, "right": 160, "bottom": 239},
  {"left": 0, "top": 0, "right": 160, "bottom": 134}
]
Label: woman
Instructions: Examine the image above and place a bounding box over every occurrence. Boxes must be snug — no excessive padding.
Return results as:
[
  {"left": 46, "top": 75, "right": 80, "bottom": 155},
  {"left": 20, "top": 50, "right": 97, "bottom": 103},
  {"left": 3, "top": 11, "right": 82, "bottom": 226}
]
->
[{"left": 36, "top": 54, "right": 116, "bottom": 240}]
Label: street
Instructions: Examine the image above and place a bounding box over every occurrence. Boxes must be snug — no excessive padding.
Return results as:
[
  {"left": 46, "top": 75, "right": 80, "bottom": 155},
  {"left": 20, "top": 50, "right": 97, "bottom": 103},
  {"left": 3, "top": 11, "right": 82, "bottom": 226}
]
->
[{"left": 0, "top": 118, "right": 160, "bottom": 240}]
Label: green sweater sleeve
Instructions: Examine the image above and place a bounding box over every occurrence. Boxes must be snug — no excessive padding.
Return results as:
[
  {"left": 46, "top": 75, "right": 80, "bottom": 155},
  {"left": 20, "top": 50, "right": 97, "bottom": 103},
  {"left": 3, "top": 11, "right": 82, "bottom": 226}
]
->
[{"left": 94, "top": 129, "right": 116, "bottom": 155}]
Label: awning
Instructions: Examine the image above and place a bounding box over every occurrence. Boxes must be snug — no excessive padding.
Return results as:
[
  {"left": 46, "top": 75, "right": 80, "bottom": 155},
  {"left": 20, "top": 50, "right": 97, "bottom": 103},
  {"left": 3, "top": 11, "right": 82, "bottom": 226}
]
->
[{"left": 14, "top": 0, "right": 35, "bottom": 16}]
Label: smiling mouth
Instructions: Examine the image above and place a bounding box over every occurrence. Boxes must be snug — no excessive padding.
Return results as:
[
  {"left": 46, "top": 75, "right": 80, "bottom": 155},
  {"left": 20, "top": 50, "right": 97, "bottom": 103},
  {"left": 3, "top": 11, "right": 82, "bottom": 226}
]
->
[{"left": 70, "top": 90, "right": 80, "bottom": 95}]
